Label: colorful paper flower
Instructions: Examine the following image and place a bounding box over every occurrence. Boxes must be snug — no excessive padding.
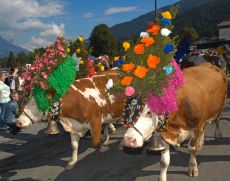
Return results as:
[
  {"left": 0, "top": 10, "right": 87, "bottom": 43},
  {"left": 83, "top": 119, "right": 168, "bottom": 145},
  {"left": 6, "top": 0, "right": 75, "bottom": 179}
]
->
[
  {"left": 147, "top": 25, "right": 161, "bottom": 35},
  {"left": 121, "top": 76, "right": 133, "bottom": 86},
  {"left": 122, "top": 63, "right": 135, "bottom": 72},
  {"left": 123, "top": 41, "right": 131, "bottom": 51},
  {"left": 76, "top": 48, "right": 81, "bottom": 54},
  {"left": 125, "top": 86, "right": 135, "bottom": 97},
  {"left": 147, "top": 54, "right": 160, "bottom": 69},
  {"left": 140, "top": 37, "right": 155, "bottom": 47},
  {"left": 162, "top": 11, "right": 172, "bottom": 20},
  {"left": 148, "top": 21, "right": 155, "bottom": 29},
  {"left": 164, "top": 44, "right": 174, "bottom": 54},
  {"left": 161, "top": 28, "right": 172, "bottom": 37},
  {"left": 163, "top": 66, "right": 173, "bottom": 75},
  {"left": 160, "top": 18, "right": 172, "bottom": 25},
  {"left": 140, "top": 32, "right": 149, "bottom": 38},
  {"left": 133, "top": 44, "right": 145, "bottom": 54},
  {"left": 133, "top": 66, "right": 148, "bottom": 79},
  {"left": 77, "top": 35, "right": 84, "bottom": 42},
  {"left": 114, "top": 59, "right": 124, "bottom": 67},
  {"left": 66, "top": 48, "right": 70, "bottom": 52}
]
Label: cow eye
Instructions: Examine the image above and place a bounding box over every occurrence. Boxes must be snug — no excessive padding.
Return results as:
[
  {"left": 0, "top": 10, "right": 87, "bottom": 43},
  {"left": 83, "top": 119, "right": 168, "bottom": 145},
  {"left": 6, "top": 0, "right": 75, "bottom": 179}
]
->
[{"left": 147, "top": 111, "right": 151, "bottom": 116}]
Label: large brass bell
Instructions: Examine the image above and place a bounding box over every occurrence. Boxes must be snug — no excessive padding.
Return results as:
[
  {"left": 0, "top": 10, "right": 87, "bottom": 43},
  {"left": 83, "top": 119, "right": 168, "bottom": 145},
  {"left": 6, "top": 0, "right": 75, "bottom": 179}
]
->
[
  {"left": 147, "top": 131, "right": 166, "bottom": 151},
  {"left": 46, "top": 120, "right": 60, "bottom": 134}
]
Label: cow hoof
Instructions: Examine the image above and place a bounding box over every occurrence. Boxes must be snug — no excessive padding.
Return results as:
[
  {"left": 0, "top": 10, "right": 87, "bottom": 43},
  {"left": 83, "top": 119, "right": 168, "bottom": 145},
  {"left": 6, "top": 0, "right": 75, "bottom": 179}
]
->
[
  {"left": 215, "top": 130, "right": 222, "bottom": 139},
  {"left": 65, "top": 163, "right": 75, "bottom": 170},
  {"left": 188, "top": 168, "right": 198, "bottom": 177},
  {"left": 99, "top": 145, "right": 109, "bottom": 152}
]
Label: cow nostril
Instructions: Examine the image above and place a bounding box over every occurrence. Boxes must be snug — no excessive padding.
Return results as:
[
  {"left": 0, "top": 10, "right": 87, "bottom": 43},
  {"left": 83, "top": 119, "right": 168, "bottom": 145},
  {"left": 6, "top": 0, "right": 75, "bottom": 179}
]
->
[{"left": 124, "top": 136, "right": 136, "bottom": 145}]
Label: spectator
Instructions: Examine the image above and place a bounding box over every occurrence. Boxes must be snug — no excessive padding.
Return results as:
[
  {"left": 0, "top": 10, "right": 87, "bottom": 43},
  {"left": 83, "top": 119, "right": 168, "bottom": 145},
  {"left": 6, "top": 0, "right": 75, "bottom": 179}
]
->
[
  {"left": 0, "top": 72, "right": 10, "bottom": 129},
  {"left": 15, "top": 70, "right": 24, "bottom": 95},
  {"left": 4, "top": 67, "right": 18, "bottom": 92},
  {"left": 4, "top": 92, "right": 21, "bottom": 134}
]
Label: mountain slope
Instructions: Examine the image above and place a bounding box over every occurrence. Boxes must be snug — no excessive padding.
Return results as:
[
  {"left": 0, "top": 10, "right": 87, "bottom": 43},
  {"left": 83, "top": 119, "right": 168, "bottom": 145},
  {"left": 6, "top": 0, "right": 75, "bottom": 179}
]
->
[
  {"left": 0, "top": 36, "right": 29, "bottom": 58},
  {"left": 110, "top": 0, "right": 230, "bottom": 40}
]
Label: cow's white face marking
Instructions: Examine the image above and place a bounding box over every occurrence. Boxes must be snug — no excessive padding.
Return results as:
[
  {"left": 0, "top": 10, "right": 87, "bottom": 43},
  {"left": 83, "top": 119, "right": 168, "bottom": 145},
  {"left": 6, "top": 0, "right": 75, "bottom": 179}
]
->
[
  {"left": 17, "top": 97, "right": 45, "bottom": 127},
  {"left": 123, "top": 105, "right": 159, "bottom": 148}
]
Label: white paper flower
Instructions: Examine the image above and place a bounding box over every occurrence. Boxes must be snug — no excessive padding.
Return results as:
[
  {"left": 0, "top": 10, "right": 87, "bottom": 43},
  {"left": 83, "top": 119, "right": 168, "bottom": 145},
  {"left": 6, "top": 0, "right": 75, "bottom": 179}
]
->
[
  {"left": 106, "top": 79, "right": 113, "bottom": 90},
  {"left": 161, "top": 28, "right": 172, "bottom": 37},
  {"left": 140, "top": 32, "right": 149, "bottom": 38}
]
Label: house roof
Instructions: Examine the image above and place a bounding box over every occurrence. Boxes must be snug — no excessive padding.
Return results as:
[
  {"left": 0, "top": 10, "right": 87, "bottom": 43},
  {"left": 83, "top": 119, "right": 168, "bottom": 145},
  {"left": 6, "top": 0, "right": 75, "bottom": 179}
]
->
[{"left": 217, "top": 21, "right": 230, "bottom": 27}]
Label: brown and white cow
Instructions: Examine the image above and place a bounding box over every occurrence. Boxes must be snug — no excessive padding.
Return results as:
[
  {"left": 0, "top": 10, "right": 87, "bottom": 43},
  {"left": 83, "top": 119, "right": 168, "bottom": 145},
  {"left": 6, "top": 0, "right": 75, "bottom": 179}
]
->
[
  {"left": 17, "top": 69, "right": 124, "bottom": 169},
  {"left": 123, "top": 63, "right": 227, "bottom": 181}
]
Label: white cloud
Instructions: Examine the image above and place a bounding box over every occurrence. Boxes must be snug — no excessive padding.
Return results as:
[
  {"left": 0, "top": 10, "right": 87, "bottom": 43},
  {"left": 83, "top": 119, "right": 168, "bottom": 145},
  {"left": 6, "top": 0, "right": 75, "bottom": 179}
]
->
[
  {"left": 40, "top": 23, "right": 65, "bottom": 36},
  {"left": 0, "top": 0, "right": 65, "bottom": 48},
  {"left": 83, "top": 12, "right": 93, "bottom": 19},
  {"left": 21, "top": 36, "right": 52, "bottom": 51},
  {"left": 105, "top": 6, "right": 137, "bottom": 15}
]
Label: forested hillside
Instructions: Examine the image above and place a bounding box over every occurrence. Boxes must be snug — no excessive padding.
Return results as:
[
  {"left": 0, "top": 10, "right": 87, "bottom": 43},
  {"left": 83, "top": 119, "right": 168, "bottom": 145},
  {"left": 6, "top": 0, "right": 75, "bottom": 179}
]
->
[{"left": 110, "top": 0, "right": 230, "bottom": 40}]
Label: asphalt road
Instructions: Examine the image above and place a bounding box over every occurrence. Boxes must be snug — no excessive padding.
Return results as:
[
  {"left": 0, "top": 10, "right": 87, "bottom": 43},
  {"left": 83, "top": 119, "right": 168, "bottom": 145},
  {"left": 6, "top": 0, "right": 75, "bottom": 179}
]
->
[{"left": 0, "top": 97, "right": 230, "bottom": 181}]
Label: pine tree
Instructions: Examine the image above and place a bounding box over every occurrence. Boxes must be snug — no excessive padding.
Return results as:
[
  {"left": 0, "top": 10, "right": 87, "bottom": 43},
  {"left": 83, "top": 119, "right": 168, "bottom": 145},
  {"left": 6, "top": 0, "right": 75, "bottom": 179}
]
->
[
  {"left": 7, "top": 51, "right": 16, "bottom": 68},
  {"left": 16, "top": 51, "right": 27, "bottom": 66}
]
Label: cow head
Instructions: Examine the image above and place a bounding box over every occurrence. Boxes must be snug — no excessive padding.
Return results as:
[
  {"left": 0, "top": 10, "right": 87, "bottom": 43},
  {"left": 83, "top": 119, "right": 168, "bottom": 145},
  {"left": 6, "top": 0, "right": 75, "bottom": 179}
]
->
[
  {"left": 123, "top": 105, "right": 160, "bottom": 148},
  {"left": 17, "top": 97, "right": 47, "bottom": 128}
]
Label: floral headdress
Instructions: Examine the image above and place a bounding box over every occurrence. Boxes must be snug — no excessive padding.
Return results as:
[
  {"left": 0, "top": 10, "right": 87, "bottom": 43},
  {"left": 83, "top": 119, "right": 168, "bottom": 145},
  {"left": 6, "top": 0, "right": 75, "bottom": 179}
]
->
[
  {"left": 22, "top": 36, "right": 76, "bottom": 111},
  {"left": 115, "top": 8, "right": 184, "bottom": 114}
]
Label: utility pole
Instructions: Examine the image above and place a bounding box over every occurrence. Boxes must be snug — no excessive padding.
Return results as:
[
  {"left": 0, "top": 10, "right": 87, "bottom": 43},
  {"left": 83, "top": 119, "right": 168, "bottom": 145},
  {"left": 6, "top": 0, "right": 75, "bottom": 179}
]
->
[{"left": 154, "top": 0, "right": 157, "bottom": 23}]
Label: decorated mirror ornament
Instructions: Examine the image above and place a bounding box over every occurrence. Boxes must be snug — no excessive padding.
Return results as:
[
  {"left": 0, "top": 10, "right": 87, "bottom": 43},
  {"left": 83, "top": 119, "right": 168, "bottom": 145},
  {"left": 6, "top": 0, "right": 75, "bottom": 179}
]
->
[{"left": 123, "top": 92, "right": 143, "bottom": 127}]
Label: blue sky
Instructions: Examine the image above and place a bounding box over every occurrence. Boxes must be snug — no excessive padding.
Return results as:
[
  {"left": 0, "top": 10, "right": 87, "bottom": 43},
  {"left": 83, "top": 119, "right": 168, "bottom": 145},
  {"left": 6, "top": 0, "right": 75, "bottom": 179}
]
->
[{"left": 0, "top": 0, "right": 180, "bottom": 50}]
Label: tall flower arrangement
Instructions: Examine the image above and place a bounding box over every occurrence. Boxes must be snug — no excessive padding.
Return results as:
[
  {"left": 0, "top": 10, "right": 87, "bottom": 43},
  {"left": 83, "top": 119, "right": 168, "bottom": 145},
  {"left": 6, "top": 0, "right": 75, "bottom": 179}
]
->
[
  {"left": 115, "top": 7, "right": 184, "bottom": 114},
  {"left": 69, "top": 35, "right": 94, "bottom": 78}
]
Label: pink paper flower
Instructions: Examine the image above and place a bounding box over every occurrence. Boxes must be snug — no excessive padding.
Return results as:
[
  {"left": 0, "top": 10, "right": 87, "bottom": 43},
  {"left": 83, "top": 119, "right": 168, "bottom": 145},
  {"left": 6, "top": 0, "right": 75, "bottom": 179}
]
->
[
  {"left": 39, "top": 81, "right": 46, "bottom": 89},
  {"left": 125, "top": 86, "right": 135, "bottom": 97}
]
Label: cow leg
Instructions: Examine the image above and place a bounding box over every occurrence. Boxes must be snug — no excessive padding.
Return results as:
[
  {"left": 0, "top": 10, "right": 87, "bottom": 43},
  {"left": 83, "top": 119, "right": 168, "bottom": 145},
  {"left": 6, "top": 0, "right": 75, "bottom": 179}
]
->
[
  {"left": 109, "top": 123, "right": 116, "bottom": 133},
  {"left": 214, "top": 117, "right": 222, "bottom": 139},
  {"left": 65, "top": 133, "right": 80, "bottom": 170},
  {"left": 101, "top": 124, "right": 110, "bottom": 145},
  {"left": 188, "top": 148, "right": 199, "bottom": 177},
  {"left": 188, "top": 134, "right": 201, "bottom": 177},
  {"left": 158, "top": 144, "right": 170, "bottom": 181},
  {"left": 91, "top": 119, "right": 109, "bottom": 152}
]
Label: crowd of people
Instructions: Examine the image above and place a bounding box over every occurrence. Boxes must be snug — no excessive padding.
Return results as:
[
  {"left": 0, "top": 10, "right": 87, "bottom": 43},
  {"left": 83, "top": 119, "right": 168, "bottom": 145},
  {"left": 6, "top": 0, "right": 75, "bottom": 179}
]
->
[{"left": 0, "top": 67, "right": 24, "bottom": 134}]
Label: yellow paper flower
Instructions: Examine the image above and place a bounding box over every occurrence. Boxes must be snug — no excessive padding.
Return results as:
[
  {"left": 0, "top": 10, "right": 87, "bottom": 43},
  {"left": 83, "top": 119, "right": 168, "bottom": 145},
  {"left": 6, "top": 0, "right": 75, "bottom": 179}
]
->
[
  {"left": 66, "top": 48, "right": 70, "bottom": 52},
  {"left": 162, "top": 11, "right": 172, "bottom": 20},
  {"left": 80, "top": 60, "right": 84, "bottom": 64},
  {"left": 114, "top": 56, "right": 119, "bottom": 61},
  {"left": 76, "top": 48, "right": 81, "bottom": 54},
  {"left": 101, "top": 65, "right": 105, "bottom": 71},
  {"left": 123, "top": 41, "right": 130, "bottom": 51},
  {"left": 77, "top": 35, "right": 84, "bottom": 42}
]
